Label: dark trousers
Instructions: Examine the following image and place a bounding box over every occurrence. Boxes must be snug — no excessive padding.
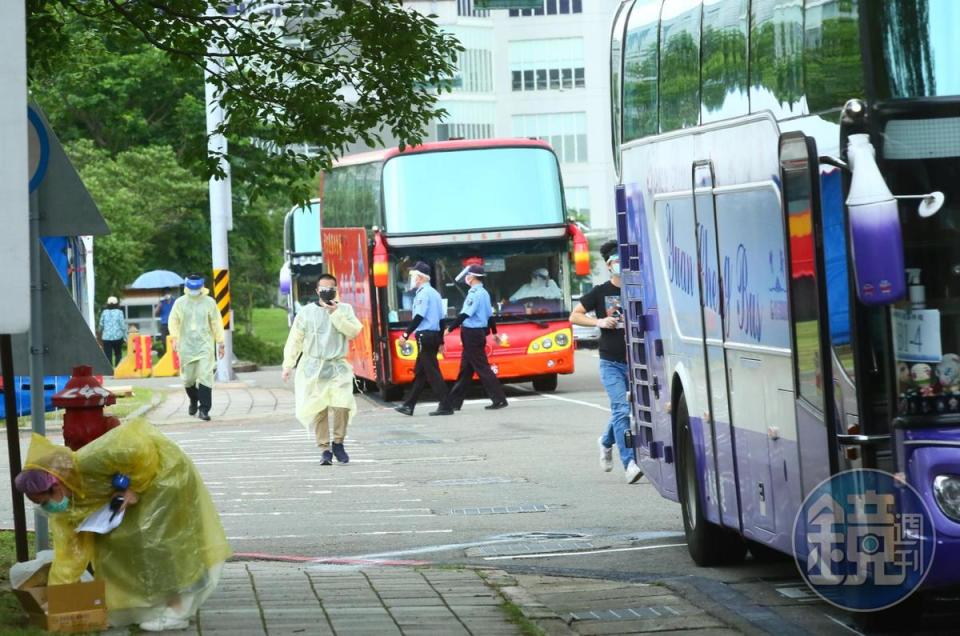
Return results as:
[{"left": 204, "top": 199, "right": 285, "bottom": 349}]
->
[
  {"left": 103, "top": 339, "right": 123, "bottom": 368},
  {"left": 403, "top": 331, "right": 447, "bottom": 407},
  {"left": 442, "top": 327, "right": 506, "bottom": 409},
  {"left": 186, "top": 384, "right": 212, "bottom": 411},
  {"left": 159, "top": 323, "right": 170, "bottom": 354}
]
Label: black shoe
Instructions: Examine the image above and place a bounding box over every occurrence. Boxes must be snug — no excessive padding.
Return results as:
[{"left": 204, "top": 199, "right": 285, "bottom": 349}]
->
[
  {"left": 320, "top": 450, "right": 333, "bottom": 466},
  {"left": 394, "top": 404, "right": 414, "bottom": 416},
  {"left": 197, "top": 409, "right": 211, "bottom": 421},
  {"left": 332, "top": 442, "right": 349, "bottom": 464},
  {"left": 429, "top": 408, "right": 455, "bottom": 416},
  {"left": 188, "top": 403, "right": 198, "bottom": 416},
  {"left": 485, "top": 401, "right": 508, "bottom": 410}
]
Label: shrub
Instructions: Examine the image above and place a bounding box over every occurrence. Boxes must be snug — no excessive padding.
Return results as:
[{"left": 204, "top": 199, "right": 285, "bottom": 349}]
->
[{"left": 233, "top": 331, "right": 284, "bottom": 366}]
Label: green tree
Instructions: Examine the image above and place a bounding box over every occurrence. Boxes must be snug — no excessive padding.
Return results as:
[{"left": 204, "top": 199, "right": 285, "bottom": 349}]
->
[
  {"left": 28, "top": 0, "right": 462, "bottom": 201},
  {"left": 67, "top": 141, "right": 209, "bottom": 298}
]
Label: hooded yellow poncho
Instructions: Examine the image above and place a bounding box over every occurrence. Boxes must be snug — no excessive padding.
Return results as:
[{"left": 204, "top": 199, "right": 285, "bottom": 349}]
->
[{"left": 24, "top": 420, "right": 231, "bottom": 612}]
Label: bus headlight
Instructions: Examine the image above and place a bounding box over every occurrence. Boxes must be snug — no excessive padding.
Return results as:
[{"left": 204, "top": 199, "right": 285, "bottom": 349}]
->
[
  {"left": 933, "top": 475, "right": 960, "bottom": 521},
  {"left": 400, "top": 341, "right": 414, "bottom": 357},
  {"left": 555, "top": 332, "right": 569, "bottom": 347},
  {"left": 541, "top": 338, "right": 553, "bottom": 349},
  {"left": 531, "top": 342, "right": 540, "bottom": 351}
]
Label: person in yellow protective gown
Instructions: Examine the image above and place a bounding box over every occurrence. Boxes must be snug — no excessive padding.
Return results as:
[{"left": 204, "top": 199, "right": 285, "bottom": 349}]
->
[
  {"left": 168, "top": 274, "right": 225, "bottom": 421},
  {"left": 282, "top": 274, "right": 363, "bottom": 465},
  {"left": 13, "top": 419, "right": 231, "bottom": 632}
]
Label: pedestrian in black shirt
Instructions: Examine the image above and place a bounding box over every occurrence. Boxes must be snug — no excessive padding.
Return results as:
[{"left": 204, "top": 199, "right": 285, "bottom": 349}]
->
[{"left": 570, "top": 240, "right": 643, "bottom": 484}]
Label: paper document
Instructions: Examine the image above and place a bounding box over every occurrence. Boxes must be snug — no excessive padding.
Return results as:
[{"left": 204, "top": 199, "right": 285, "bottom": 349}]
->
[{"left": 76, "top": 502, "right": 125, "bottom": 534}]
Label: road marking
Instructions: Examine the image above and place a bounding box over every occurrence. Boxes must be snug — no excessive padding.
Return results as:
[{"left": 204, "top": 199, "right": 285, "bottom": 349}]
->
[
  {"left": 511, "top": 386, "right": 610, "bottom": 412},
  {"left": 482, "top": 542, "right": 687, "bottom": 560},
  {"left": 825, "top": 614, "right": 864, "bottom": 635}
]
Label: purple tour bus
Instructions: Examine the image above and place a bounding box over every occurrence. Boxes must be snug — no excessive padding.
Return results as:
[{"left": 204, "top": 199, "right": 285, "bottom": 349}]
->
[{"left": 611, "top": 0, "right": 960, "bottom": 619}]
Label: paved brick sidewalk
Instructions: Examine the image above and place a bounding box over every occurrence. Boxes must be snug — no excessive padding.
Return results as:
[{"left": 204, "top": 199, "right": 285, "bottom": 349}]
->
[
  {"left": 100, "top": 562, "right": 742, "bottom": 635},
  {"left": 150, "top": 384, "right": 295, "bottom": 425}
]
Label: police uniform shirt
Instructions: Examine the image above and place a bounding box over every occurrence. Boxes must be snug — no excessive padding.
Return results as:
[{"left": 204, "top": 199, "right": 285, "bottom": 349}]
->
[
  {"left": 412, "top": 283, "right": 443, "bottom": 332},
  {"left": 462, "top": 284, "right": 493, "bottom": 328}
]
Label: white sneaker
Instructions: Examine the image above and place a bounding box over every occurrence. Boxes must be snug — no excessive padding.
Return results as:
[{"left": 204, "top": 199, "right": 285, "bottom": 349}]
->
[
  {"left": 598, "top": 438, "right": 613, "bottom": 472},
  {"left": 625, "top": 460, "right": 644, "bottom": 484},
  {"left": 139, "top": 615, "right": 190, "bottom": 632}
]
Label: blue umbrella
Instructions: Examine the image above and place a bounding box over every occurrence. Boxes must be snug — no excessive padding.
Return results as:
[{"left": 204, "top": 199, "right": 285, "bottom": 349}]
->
[{"left": 130, "top": 270, "right": 184, "bottom": 290}]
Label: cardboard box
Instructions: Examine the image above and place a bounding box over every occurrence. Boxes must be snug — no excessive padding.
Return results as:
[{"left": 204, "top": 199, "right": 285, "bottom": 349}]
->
[{"left": 12, "top": 563, "right": 108, "bottom": 633}]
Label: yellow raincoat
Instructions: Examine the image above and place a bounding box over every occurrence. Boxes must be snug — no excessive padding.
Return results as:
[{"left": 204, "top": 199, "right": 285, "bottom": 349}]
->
[
  {"left": 24, "top": 420, "right": 231, "bottom": 621},
  {"left": 283, "top": 302, "right": 363, "bottom": 429},
  {"left": 168, "top": 289, "right": 224, "bottom": 388}
]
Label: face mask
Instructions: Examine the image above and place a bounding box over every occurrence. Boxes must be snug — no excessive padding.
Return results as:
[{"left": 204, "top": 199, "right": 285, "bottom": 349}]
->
[
  {"left": 187, "top": 288, "right": 202, "bottom": 296},
  {"left": 317, "top": 287, "right": 337, "bottom": 303},
  {"left": 42, "top": 497, "right": 70, "bottom": 514},
  {"left": 611, "top": 262, "right": 621, "bottom": 276}
]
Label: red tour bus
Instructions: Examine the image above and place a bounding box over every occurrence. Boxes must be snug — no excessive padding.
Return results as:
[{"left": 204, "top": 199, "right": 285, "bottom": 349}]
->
[{"left": 318, "top": 139, "right": 590, "bottom": 401}]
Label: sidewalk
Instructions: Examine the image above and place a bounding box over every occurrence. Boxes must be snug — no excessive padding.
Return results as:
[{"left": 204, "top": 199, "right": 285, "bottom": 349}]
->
[
  {"left": 149, "top": 382, "right": 295, "bottom": 425},
  {"left": 102, "top": 561, "right": 740, "bottom": 635}
]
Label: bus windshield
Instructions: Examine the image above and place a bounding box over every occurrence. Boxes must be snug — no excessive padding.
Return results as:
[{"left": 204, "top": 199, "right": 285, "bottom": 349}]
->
[
  {"left": 386, "top": 240, "right": 570, "bottom": 324},
  {"left": 382, "top": 147, "right": 565, "bottom": 234},
  {"left": 872, "top": 0, "right": 960, "bottom": 99}
]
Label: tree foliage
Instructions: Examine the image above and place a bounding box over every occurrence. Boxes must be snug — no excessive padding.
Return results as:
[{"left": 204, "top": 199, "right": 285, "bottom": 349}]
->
[{"left": 28, "top": 0, "right": 462, "bottom": 202}]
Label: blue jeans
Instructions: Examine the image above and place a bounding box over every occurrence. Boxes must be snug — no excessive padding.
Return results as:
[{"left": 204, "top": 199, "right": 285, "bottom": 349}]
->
[{"left": 599, "top": 359, "right": 634, "bottom": 469}]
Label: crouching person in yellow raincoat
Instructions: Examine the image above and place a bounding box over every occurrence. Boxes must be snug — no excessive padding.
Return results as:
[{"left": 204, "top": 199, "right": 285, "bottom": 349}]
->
[
  {"left": 282, "top": 273, "right": 363, "bottom": 465},
  {"left": 13, "top": 419, "right": 231, "bottom": 632}
]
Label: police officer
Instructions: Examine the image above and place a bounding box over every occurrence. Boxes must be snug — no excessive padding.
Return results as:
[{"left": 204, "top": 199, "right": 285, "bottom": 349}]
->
[
  {"left": 395, "top": 262, "right": 448, "bottom": 415},
  {"left": 431, "top": 264, "right": 507, "bottom": 415}
]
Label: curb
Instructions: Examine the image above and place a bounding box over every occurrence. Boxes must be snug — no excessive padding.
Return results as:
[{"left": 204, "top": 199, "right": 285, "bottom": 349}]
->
[
  {"left": 124, "top": 394, "right": 164, "bottom": 422},
  {"left": 480, "top": 569, "right": 576, "bottom": 635}
]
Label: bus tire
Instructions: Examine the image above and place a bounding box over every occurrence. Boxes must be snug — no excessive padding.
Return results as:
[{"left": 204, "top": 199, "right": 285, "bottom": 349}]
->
[
  {"left": 676, "top": 393, "right": 746, "bottom": 566},
  {"left": 532, "top": 374, "right": 558, "bottom": 392},
  {"left": 378, "top": 381, "right": 403, "bottom": 403}
]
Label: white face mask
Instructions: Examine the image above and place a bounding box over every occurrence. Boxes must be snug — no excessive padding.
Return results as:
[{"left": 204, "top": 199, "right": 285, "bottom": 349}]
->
[{"left": 187, "top": 288, "right": 202, "bottom": 296}]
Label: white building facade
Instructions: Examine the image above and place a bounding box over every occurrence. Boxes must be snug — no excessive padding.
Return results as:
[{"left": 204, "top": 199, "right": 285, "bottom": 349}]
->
[{"left": 411, "top": 0, "right": 620, "bottom": 235}]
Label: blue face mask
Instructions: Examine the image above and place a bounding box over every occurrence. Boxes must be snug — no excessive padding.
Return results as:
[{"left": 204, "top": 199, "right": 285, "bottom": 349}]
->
[
  {"left": 41, "top": 497, "right": 70, "bottom": 514},
  {"left": 611, "top": 262, "right": 621, "bottom": 276}
]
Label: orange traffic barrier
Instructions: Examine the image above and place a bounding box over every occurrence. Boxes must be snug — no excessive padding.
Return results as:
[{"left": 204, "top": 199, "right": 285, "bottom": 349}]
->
[
  {"left": 152, "top": 336, "right": 181, "bottom": 377},
  {"left": 113, "top": 333, "right": 153, "bottom": 379}
]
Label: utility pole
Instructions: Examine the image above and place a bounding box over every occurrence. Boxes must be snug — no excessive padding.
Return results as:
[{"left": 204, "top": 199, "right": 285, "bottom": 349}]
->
[{"left": 204, "top": 12, "right": 236, "bottom": 382}]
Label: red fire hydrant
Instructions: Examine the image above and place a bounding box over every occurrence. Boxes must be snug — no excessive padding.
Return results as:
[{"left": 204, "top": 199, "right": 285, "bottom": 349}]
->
[{"left": 53, "top": 365, "right": 121, "bottom": 451}]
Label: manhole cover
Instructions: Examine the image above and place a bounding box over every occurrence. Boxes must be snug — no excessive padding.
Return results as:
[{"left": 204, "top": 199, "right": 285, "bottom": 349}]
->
[
  {"left": 446, "top": 503, "right": 553, "bottom": 515},
  {"left": 498, "top": 531, "right": 587, "bottom": 540}
]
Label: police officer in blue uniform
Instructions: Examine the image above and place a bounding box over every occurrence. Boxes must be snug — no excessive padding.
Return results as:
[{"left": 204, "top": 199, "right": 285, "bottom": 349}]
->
[
  {"left": 431, "top": 264, "right": 507, "bottom": 415},
  {"left": 395, "top": 262, "right": 448, "bottom": 415}
]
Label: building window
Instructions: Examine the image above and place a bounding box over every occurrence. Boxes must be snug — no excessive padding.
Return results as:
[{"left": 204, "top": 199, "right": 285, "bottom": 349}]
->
[
  {"left": 512, "top": 112, "right": 588, "bottom": 164},
  {"left": 457, "top": 0, "right": 490, "bottom": 17},
  {"left": 437, "top": 122, "right": 495, "bottom": 141},
  {"left": 510, "top": 38, "right": 585, "bottom": 92},
  {"left": 565, "top": 186, "right": 591, "bottom": 220},
  {"left": 510, "top": 0, "right": 582, "bottom": 17},
  {"left": 453, "top": 48, "right": 494, "bottom": 93}
]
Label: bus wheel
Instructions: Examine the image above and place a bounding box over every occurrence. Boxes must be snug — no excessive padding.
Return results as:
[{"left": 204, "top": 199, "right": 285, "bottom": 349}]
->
[
  {"left": 532, "top": 374, "right": 558, "bottom": 392},
  {"left": 676, "top": 393, "right": 746, "bottom": 566},
  {"left": 378, "top": 382, "right": 403, "bottom": 403}
]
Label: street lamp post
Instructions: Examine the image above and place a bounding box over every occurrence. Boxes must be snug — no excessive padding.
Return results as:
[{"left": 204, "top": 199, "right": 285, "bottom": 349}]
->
[{"left": 204, "top": 10, "right": 236, "bottom": 382}]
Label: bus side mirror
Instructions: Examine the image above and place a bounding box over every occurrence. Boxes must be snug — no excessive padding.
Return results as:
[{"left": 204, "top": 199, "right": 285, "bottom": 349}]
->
[{"left": 845, "top": 134, "right": 906, "bottom": 305}]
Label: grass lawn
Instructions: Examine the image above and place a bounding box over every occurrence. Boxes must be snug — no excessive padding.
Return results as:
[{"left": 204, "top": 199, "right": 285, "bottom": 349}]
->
[
  {"left": 0, "top": 531, "right": 46, "bottom": 635},
  {"left": 251, "top": 307, "right": 289, "bottom": 347}
]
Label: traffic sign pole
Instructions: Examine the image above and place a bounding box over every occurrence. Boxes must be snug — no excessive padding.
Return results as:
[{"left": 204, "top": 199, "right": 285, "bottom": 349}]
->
[{"left": 28, "top": 189, "right": 49, "bottom": 550}]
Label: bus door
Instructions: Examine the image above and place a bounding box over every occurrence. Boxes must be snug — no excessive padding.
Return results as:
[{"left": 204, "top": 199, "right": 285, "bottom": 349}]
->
[
  {"left": 779, "top": 133, "right": 841, "bottom": 496},
  {"left": 691, "top": 160, "right": 742, "bottom": 531}
]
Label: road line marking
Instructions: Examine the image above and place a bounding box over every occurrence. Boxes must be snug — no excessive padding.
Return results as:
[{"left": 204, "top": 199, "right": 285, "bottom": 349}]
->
[
  {"left": 482, "top": 542, "right": 687, "bottom": 560},
  {"left": 511, "top": 386, "right": 610, "bottom": 412},
  {"left": 825, "top": 614, "right": 865, "bottom": 635}
]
